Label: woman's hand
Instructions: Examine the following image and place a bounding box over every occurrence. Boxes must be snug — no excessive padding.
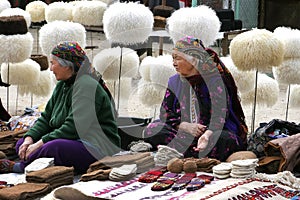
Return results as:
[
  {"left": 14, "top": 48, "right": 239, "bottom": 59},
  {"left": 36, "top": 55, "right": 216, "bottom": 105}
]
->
[
  {"left": 18, "top": 136, "right": 34, "bottom": 160},
  {"left": 178, "top": 122, "right": 207, "bottom": 137},
  {"left": 193, "top": 129, "right": 213, "bottom": 152},
  {"left": 25, "top": 139, "right": 44, "bottom": 160}
]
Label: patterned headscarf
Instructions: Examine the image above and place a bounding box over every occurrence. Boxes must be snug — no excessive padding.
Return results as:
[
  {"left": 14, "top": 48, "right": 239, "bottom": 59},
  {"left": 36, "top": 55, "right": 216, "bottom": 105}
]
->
[
  {"left": 174, "top": 36, "right": 205, "bottom": 50},
  {"left": 51, "top": 41, "right": 86, "bottom": 72}
]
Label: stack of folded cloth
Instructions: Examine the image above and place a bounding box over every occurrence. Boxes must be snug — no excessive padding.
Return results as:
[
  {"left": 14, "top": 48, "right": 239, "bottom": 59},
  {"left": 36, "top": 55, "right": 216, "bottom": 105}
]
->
[
  {"left": 230, "top": 159, "right": 259, "bottom": 178},
  {"left": 26, "top": 166, "right": 74, "bottom": 189},
  {"left": 212, "top": 162, "right": 233, "bottom": 179},
  {"left": 154, "top": 145, "right": 183, "bottom": 166},
  {"left": 109, "top": 164, "right": 137, "bottom": 181},
  {"left": 86, "top": 152, "right": 154, "bottom": 177},
  {"left": 183, "top": 157, "right": 221, "bottom": 173},
  {"left": 0, "top": 182, "right": 51, "bottom": 200}
]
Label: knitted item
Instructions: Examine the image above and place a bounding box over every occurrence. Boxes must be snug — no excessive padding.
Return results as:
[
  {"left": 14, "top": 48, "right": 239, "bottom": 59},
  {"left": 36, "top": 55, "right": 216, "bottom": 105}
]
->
[
  {"left": 138, "top": 166, "right": 167, "bottom": 183},
  {"left": 24, "top": 157, "right": 54, "bottom": 174},
  {"left": 129, "top": 141, "right": 152, "bottom": 152},
  {"left": 109, "top": 164, "right": 137, "bottom": 181},
  {"left": 183, "top": 160, "right": 197, "bottom": 173},
  {"left": 197, "top": 174, "right": 214, "bottom": 184},
  {"left": 0, "top": 159, "right": 15, "bottom": 173},
  {"left": 226, "top": 151, "right": 257, "bottom": 163},
  {"left": 151, "top": 172, "right": 180, "bottom": 191},
  {"left": 0, "top": 151, "right": 6, "bottom": 159},
  {"left": 171, "top": 173, "right": 196, "bottom": 191},
  {"left": 0, "top": 182, "right": 50, "bottom": 200},
  {"left": 155, "top": 145, "right": 183, "bottom": 166},
  {"left": 186, "top": 178, "right": 205, "bottom": 191}
]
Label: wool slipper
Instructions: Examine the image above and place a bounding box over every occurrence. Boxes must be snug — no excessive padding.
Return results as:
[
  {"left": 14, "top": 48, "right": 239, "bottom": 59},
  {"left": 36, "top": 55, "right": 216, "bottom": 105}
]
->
[
  {"left": 0, "top": 159, "right": 15, "bottom": 173},
  {"left": 109, "top": 164, "right": 137, "bottom": 181},
  {"left": 151, "top": 172, "right": 180, "bottom": 191},
  {"left": 186, "top": 178, "right": 205, "bottom": 191},
  {"left": 197, "top": 174, "right": 214, "bottom": 184},
  {"left": 171, "top": 173, "right": 196, "bottom": 191},
  {"left": 138, "top": 166, "right": 167, "bottom": 183}
]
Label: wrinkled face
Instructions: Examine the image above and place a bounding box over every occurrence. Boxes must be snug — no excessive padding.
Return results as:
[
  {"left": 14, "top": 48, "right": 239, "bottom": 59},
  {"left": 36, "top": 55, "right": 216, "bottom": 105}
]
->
[
  {"left": 50, "top": 57, "right": 73, "bottom": 81},
  {"left": 172, "top": 50, "right": 199, "bottom": 77}
]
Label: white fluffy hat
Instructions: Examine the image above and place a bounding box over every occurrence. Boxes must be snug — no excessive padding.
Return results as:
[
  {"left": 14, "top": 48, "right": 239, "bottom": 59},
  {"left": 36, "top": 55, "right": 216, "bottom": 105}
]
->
[
  {"left": 1, "top": 59, "right": 40, "bottom": 85},
  {"left": 45, "top": 2, "right": 73, "bottom": 23},
  {"left": 241, "top": 73, "right": 279, "bottom": 108},
  {"left": 93, "top": 47, "right": 139, "bottom": 80},
  {"left": 167, "top": 5, "right": 221, "bottom": 47},
  {"left": 72, "top": 1, "right": 107, "bottom": 26},
  {"left": 289, "top": 84, "right": 300, "bottom": 108},
  {"left": 230, "top": 28, "right": 285, "bottom": 72},
  {"left": 103, "top": 2, "right": 154, "bottom": 45},
  {"left": 138, "top": 79, "right": 166, "bottom": 107},
  {"left": 272, "top": 58, "right": 300, "bottom": 85},
  {"left": 273, "top": 27, "right": 300, "bottom": 58},
  {"left": 0, "top": 32, "right": 33, "bottom": 63},
  {"left": 25, "top": 0, "right": 47, "bottom": 23},
  {"left": 220, "top": 56, "right": 255, "bottom": 93},
  {"left": 0, "top": 7, "right": 31, "bottom": 28},
  {"left": 39, "top": 20, "right": 86, "bottom": 56},
  {"left": 19, "top": 69, "right": 53, "bottom": 97},
  {"left": 139, "top": 55, "right": 175, "bottom": 88},
  {"left": 0, "top": 0, "right": 10, "bottom": 13}
]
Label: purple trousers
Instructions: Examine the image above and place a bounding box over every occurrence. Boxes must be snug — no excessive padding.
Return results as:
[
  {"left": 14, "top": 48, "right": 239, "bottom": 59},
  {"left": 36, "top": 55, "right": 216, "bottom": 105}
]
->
[{"left": 15, "top": 138, "right": 98, "bottom": 173}]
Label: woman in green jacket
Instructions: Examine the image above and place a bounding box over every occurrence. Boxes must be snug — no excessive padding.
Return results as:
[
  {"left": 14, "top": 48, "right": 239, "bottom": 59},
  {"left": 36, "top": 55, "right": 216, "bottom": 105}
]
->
[{"left": 0, "top": 41, "right": 120, "bottom": 174}]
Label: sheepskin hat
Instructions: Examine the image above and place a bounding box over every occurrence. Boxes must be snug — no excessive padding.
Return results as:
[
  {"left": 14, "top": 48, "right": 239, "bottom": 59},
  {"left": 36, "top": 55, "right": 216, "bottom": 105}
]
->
[
  {"left": 241, "top": 73, "right": 279, "bottom": 108},
  {"left": 45, "top": 2, "right": 73, "bottom": 23},
  {"left": 229, "top": 28, "right": 285, "bottom": 72},
  {"left": 105, "top": 78, "right": 132, "bottom": 103},
  {"left": 0, "top": 0, "right": 10, "bottom": 13},
  {"left": 93, "top": 47, "right": 139, "bottom": 80},
  {"left": 167, "top": 5, "right": 221, "bottom": 47},
  {"left": 19, "top": 69, "right": 53, "bottom": 97},
  {"left": 1, "top": 59, "right": 40, "bottom": 85},
  {"left": 0, "top": 15, "right": 28, "bottom": 35},
  {"left": 220, "top": 56, "right": 255, "bottom": 93},
  {"left": 25, "top": 0, "right": 47, "bottom": 23},
  {"left": 273, "top": 27, "right": 300, "bottom": 58},
  {"left": 272, "top": 58, "right": 300, "bottom": 85},
  {"left": 39, "top": 20, "right": 86, "bottom": 56},
  {"left": 0, "top": 32, "right": 33, "bottom": 63},
  {"left": 51, "top": 41, "right": 86, "bottom": 72},
  {"left": 0, "top": 7, "right": 31, "bottom": 28},
  {"left": 72, "top": 1, "right": 107, "bottom": 26},
  {"left": 103, "top": 2, "right": 154, "bottom": 45},
  {"left": 30, "top": 54, "right": 49, "bottom": 71},
  {"left": 289, "top": 84, "right": 300, "bottom": 108},
  {"left": 138, "top": 80, "right": 166, "bottom": 107}
]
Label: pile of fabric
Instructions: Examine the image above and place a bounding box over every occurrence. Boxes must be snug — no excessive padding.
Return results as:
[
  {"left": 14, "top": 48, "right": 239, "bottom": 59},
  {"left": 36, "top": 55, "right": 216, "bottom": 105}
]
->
[
  {"left": 26, "top": 166, "right": 74, "bottom": 189},
  {"left": 0, "top": 129, "right": 27, "bottom": 159}
]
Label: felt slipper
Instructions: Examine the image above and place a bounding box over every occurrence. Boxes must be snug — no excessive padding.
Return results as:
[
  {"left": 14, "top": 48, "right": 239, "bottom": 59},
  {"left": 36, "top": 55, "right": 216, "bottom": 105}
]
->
[
  {"left": 171, "top": 173, "right": 196, "bottom": 191},
  {"left": 197, "top": 174, "right": 214, "bottom": 184},
  {"left": 24, "top": 157, "right": 54, "bottom": 174},
  {"left": 186, "top": 178, "right": 205, "bottom": 191},
  {"left": 151, "top": 172, "right": 180, "bottom": 191},
  {"left": 138, "top": 166, "right": 167, "bottom": 183},
  {"left": 109, "top": 164, "right": 137, "bottom": 181}
]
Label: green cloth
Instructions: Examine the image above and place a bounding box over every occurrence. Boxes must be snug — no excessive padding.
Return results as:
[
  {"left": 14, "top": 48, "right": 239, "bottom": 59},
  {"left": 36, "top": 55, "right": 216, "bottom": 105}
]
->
[{"left": 25, "top": 74, "right": 120, "bottom": 156}]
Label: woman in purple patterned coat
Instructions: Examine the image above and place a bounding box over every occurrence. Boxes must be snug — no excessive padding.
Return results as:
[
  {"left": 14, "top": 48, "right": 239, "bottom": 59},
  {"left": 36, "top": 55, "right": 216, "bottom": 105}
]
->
[{"left": 144, "top": 36, "right": 248, "bottom": 161}]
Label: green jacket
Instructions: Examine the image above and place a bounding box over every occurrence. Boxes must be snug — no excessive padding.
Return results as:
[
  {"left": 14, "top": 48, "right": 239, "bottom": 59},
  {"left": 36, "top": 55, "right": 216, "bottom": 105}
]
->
[{"left": 25, "top": 74, "right": 120, "bottom": 156}]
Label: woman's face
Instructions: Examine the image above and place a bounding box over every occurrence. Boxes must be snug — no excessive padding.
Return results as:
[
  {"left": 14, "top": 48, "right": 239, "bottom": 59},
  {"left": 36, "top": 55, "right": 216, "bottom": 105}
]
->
[
  {"left": 172, "top": 51, "right": 199, "bottom": 77},
  {"left": 50, "top": 58, "right": 73, "bottom": 81}
]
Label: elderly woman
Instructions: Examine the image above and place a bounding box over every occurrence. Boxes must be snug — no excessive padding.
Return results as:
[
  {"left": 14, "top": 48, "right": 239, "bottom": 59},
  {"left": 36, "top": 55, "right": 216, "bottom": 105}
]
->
[
  {"left": 0, "top": 41, "right": 120, "bottom": 174},
  {"left": 144, "top": 36, "right": 248, "bottom": 161}
]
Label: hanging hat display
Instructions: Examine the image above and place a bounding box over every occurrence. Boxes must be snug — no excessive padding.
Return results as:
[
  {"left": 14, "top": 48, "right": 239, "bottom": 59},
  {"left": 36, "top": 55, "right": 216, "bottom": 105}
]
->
[
  {"left": 167, "top": 5, "right": 221, "bottom": 47},
  {"left": 25, "top": 0, "right": 47, "bottom": 23},
  {"left": 0, "top": 7, "right": 31, "bottom": 28},
  {"left": 39, "top": 20, "right": 86, "bottom": 56},
  {"left": 0, "top": 15, "right": 28, "bottom": 35},
  {"left": 45, "top": 2, "right": 73, "bottom": 23},
  {"left": 0, "top": 0, "right": 10, "bottom": 13}
]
